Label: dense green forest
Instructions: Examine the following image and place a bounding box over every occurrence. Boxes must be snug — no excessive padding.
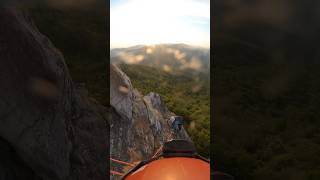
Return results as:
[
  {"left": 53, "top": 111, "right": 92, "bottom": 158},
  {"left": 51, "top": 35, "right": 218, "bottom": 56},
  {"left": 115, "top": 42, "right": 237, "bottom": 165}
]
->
[
  {"left": 213, "top": 1, "right": 320, "bottom": 179},
  {"left": 213, "top": 31, "right": 320, "bottom": 179},
  {"left": 29, "top": 3, "right": 108, "bottom": 105},
  {"left": 119, "top": 63, "right": 210, "bottom": 158}
]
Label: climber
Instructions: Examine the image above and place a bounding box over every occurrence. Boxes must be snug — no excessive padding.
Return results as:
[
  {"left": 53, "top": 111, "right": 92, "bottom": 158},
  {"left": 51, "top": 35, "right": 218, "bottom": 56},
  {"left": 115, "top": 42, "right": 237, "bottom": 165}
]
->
[{"left": 169, "top": 115, "right": 184, "bottom": 132}]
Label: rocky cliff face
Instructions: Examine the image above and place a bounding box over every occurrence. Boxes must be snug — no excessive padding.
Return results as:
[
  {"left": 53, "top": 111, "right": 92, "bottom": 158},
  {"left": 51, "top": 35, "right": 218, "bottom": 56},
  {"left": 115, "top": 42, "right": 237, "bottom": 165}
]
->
[
  {"left": 0, "top": 5, "right": 191, "bottom": 180},
  {"left": 0, "top": 7, "right": 108, "bottom": 180},
  {"left": 110, "top": 64, "right": 190, "bottom": 179}
]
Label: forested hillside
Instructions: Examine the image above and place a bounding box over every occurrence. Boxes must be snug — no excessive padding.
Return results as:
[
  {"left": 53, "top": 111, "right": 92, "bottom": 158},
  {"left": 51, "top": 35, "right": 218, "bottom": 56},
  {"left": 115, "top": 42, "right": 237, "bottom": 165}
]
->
[
  {"left": 214, "top": 60, "right": 320, "bottom": 180},
  {"left": 213, "top": 1, "right": 320, "bottom": 179},
  {"left": 119, "top": 63, "right": 210, "bottom": 158}
]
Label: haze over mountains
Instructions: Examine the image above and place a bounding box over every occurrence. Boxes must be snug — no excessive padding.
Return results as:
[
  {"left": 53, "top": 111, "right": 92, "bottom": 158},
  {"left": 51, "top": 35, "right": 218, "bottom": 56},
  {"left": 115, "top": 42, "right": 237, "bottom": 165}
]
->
[{"left": 111, "top": 44, "right": 210, "bottom": 73}]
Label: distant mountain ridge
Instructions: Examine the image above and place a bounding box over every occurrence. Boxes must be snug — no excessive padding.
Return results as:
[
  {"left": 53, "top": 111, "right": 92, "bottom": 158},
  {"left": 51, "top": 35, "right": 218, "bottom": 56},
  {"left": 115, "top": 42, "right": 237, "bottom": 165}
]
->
[{"left": 111, "top": 44, "right": 210, "bottom": 73}]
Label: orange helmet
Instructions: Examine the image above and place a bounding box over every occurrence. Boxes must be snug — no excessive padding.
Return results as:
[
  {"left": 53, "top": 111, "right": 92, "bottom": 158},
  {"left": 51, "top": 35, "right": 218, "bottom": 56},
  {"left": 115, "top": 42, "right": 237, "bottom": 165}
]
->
[{"left": 122, "top": 140, "right": 210, "bottom": 180}]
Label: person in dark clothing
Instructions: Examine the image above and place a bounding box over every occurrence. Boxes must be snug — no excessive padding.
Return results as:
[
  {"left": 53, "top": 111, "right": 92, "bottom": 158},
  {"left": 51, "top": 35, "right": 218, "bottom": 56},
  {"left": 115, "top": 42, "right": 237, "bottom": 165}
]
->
[{"left": 169, "top": 116, "right": 184, "bottom": 132}]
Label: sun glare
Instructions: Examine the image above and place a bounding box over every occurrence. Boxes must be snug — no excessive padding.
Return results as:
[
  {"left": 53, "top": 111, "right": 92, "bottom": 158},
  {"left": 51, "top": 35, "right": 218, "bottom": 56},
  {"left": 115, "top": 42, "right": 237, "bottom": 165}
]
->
[{"left": 111, "top": 0, "right": 210, "bottom": 48}]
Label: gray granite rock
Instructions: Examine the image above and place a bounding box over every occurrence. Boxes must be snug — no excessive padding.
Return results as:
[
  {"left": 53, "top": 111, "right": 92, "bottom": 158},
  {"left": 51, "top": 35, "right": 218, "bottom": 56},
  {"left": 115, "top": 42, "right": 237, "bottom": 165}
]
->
[
  {"left": 110, "top": 64, "right": 191, "bottom": 180},
  {"left": 110, "top": 64, "right": 133, "bottom": 121}
]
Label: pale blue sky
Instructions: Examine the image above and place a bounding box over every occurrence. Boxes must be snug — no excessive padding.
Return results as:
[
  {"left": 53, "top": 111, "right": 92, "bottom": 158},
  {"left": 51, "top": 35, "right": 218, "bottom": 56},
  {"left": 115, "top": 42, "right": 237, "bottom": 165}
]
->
[{"left": 110, "top": 0, "right": 210, "bottom": 48}]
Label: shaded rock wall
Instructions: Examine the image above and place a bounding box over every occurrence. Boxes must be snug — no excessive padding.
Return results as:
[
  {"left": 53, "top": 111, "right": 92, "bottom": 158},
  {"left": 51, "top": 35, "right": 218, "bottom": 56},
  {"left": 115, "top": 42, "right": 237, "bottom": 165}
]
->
[{"left": 0, "top": 6, "right": 108, "bottom": 180}]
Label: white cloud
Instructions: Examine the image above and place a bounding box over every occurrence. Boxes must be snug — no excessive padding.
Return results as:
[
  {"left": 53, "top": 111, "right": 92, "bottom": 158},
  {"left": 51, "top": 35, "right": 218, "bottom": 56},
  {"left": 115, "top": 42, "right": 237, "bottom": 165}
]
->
[{"left": 111, "top": 0, "right": 210, "bottom": 48}]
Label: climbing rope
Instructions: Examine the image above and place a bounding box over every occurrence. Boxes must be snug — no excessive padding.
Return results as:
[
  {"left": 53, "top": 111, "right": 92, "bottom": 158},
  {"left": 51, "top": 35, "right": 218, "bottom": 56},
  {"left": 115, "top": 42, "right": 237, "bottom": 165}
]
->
[
  {"left": 110, "top": 158, "right": 135, "bottom": 167},
  {"left": 110, "top": 158, "right": 136, "bottom": 177},
  {"left": 110, "top": 170, "right": 124, "bottom": 176},
  {"left": 152, "top": 145, "right": 163, "bottom": 158}
]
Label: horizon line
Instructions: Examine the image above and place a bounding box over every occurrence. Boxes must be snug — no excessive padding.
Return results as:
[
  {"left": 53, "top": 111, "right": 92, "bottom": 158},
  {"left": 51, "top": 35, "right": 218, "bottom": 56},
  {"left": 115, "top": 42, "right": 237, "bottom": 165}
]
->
[{"left": 110, "top": 42, "right": 210, "bottom": 49}]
